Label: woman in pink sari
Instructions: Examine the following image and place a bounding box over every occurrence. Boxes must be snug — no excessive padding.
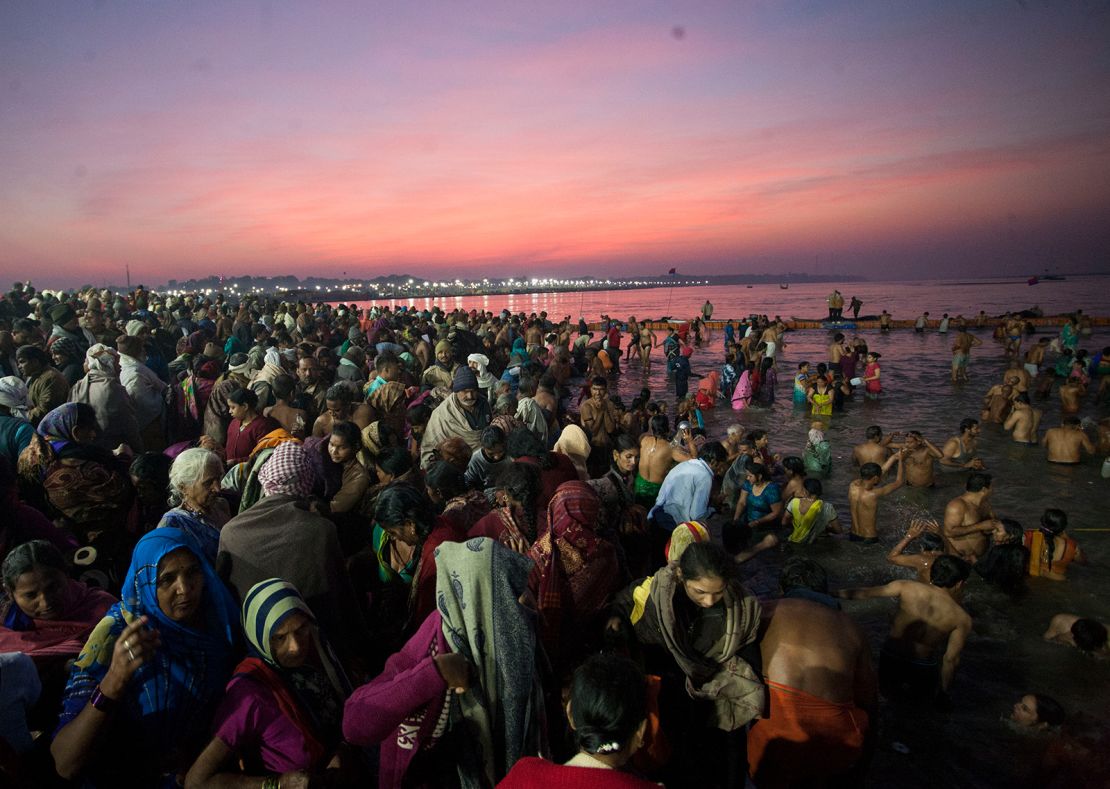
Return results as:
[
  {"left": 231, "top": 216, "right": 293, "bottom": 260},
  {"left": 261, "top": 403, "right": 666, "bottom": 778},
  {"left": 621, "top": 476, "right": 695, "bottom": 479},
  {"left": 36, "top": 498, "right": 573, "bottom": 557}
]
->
[{"left": 731, "top": 362, "right": 754, "bottom": 411}]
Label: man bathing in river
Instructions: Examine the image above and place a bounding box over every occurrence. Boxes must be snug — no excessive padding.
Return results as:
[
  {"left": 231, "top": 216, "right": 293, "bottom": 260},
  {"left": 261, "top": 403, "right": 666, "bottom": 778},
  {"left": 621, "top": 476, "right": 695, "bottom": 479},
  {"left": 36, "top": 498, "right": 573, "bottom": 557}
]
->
[
  {"left": 943, "top": 471, "right": 999, "bottom": 562},
  {"left": 848, "top": 452, "right": 905, "bottom": 543},
  {"left": 851, "top": 424, "right": 897, "bottom": 467},
  {"left": 899, "top": 431, "right": 944, "bottom": 487},
  {"left": 951, "top": 326, "right": 982, "bottom": 383},
  {"left": 1004, "top": 392, "right": 1042, "bottom": 445},
  {"left": 1043, "top": 614, "right": 1109, "bottom": 655},
  {"left": 887, "top": 519, "right": 946, "bottom": 581},
  {"left": 1043, "top": 416, "right": 1094, "bottom": 464},
  {"left": 839, "top": 555, "right": 972, "bottom": 708},
  {"left": 940, "top": 418, "right": 985, "bottom": 472},
  {"left": 748, "top": 597, "right": 877, "bottom": 787}
]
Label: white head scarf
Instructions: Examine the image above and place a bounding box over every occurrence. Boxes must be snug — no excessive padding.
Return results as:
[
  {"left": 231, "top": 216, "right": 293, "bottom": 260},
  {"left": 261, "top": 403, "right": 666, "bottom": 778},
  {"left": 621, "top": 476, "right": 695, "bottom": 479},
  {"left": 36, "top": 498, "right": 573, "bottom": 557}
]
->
[
  {"left": 126, "top": 319, "right": 147, "bottom": 336},
  {"left": 86, "top": 343, "right": 118, "bottom": 375},
  {"left": 264, "top": 348, "right": 282, "bottom": 368},
  {"left": 0, "top": 376, "right": 30, "bottom": 418}
]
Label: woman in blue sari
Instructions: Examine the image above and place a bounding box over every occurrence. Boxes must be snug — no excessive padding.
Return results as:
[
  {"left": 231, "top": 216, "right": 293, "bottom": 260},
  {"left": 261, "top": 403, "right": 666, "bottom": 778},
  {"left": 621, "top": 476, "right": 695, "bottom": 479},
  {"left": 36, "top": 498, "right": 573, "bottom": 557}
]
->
[{"left": 51, "top": 528, "right": 239, "bottom": 787}]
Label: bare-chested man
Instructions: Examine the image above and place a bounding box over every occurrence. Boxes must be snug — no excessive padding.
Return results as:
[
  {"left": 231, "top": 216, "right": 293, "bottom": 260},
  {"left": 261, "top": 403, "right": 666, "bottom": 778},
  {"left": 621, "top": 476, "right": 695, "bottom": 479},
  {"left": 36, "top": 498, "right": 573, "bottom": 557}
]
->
[
  {"left": 311, "top": 383, "right": 354, "bottom": 437},
  {"left": 900, "top": 431, "right": 944, "bottom": 487},
  {"left": 1043, "top": 614, "right": 1109, "bottom": 655},
  {"left": 265, "top": 374, "right": 309, "bottom": 439},
  {"left": 635, "top": 414, "right": 687, "bottom": 507},
  {"left": 1023, "top": 337, "right": 1049, "bottom": 379},
  {"left": 828, "top": 332, "right": 846, "bottom": 371},
  {"left": 939, "top": 418, "right": 985, "bottom": 473},
  {"left": 1058, "top": 379, "right": 1083, "bottom": 414},
  {"left": 950, "top": 328, "right": 982, "bottom": 383},
  {"left": 747, "top": 598, "right": 877, "bottom": 787},
  {"left": 524, "top": 320, "right": 543, "bottom": 354},
  {"left": 1043, "top": 416, "right": 1094, "bottom": 464},
  {"left": 980, "top": 380, "right": 1015, "bottom": 424},
  {"left": 839, "top": 555, "right": 972, "bottom": 706},
  {"left": 851, "top": 425, "right": 896, "bottom": 467},
  {"left": 1004, "top": 360, "right": 1031, "bottom": 394},
  {"left": 1098, "top": 416, "right": 1110, "bottom": 455},
  {"left": 1003, "top": 392, "right": 1042, "bottom": 445},
  {"left": 942, "top": 471, "right": 998, "bottom": 561},
  {"left": 1003, "top": 315, "right": 1025, "bottom": 358},
  {"left": 848, "top": 452, "right": 905, "bottom": 543},
  {"left": 886, "top": 519, "right": 946, "bottom": 582}
]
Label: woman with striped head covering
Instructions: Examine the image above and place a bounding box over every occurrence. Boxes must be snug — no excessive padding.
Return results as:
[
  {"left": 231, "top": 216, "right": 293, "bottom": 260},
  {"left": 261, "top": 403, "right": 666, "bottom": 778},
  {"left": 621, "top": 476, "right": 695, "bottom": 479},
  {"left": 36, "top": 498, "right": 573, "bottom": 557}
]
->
[
  {"left": 665, "top": 520, "right": 710, "bottom": 564},
  {"left": 186, "top": 578, "right": 353, "bottom": 785}
]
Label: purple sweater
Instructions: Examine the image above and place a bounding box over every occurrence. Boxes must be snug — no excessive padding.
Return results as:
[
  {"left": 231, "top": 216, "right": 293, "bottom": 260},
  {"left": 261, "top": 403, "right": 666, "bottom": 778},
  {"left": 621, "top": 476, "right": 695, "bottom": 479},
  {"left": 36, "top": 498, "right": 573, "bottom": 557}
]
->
[{"left": 342, "top": 613, "right": 449, "bottom": 789}]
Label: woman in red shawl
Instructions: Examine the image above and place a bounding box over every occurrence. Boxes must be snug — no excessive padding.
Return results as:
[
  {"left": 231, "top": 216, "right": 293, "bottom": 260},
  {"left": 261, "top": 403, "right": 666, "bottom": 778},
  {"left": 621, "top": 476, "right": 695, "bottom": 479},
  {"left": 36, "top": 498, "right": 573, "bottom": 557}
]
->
[
  {"left": 468, "top": 461, "right": 543, "bottom": 552},
  {"left": 529, "top": 481, "right": 621, "bottom": 672},
  {"left": 1, "top": 540, "right": 116, "bottom": 667}
]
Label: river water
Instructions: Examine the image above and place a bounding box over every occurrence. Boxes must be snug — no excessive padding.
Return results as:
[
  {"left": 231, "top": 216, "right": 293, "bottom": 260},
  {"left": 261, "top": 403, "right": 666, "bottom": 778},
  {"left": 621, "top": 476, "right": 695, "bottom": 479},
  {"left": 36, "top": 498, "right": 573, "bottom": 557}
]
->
[
  {"left": 343, "top": 273, "right": 1108, "bottom": 324},
  {"left": 351, "top": 277, "right": 1108, "bottom": 786}
]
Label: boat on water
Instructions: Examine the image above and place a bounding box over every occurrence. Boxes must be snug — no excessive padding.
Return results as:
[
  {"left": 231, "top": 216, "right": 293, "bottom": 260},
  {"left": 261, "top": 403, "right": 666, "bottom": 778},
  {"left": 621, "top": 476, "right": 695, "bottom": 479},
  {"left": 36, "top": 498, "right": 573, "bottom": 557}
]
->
[
  {"left": 1029, "top": 271, "right": 1066, "bottom": 285},
  {"left": 779, "top": 284, "right": 789, "bottom": 289}
]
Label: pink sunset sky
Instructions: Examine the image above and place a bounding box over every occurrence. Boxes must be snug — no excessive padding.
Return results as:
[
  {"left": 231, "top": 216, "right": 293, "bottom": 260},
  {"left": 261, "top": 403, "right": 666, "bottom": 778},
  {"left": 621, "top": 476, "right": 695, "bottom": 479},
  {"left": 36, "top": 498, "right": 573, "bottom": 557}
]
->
[{"left": 1, "top": 1, "right": 1108, "bottom": 287}]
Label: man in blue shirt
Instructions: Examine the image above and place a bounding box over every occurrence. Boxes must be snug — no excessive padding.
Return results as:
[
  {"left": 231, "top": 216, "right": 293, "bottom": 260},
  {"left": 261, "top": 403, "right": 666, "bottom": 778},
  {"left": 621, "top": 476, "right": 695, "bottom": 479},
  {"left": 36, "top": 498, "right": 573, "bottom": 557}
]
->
[{"left": 649, "top": 441, "right": 731, "bottom": 535}]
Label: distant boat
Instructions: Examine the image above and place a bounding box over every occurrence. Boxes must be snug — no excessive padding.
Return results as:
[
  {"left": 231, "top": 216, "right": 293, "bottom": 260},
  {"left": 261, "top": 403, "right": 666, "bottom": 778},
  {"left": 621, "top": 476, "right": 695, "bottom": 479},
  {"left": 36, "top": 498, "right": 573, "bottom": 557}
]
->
[
  {"left": 1028, "top": 277, "right": 1039, "bottom": 286},
  {"left": 746, "top": 285, "right": 754, "bottom": 289},
  {"left": 779, "top": 284, "right": 789, "bottom": 289}
]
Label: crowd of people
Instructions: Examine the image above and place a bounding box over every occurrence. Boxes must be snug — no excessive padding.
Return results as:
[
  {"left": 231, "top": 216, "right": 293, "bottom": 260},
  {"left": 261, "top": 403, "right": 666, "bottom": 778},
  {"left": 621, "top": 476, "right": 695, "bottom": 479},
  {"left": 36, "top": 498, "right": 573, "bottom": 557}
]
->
[{"left": 0, "top": 281, "right": 1106, "bottom": 788}]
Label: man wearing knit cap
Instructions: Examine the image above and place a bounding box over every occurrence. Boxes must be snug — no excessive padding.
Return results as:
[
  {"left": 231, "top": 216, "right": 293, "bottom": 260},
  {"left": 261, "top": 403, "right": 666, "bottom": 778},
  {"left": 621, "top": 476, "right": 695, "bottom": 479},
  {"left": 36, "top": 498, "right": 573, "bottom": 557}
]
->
[
  {"left": 48, "top": 302, "right": 94, "bottom": 356},
  {"left": 419, "top": 364, "right": 492, "bottom": 469},
  {"left": 421, "top": 339, "right": 457, "bottom": 391}
]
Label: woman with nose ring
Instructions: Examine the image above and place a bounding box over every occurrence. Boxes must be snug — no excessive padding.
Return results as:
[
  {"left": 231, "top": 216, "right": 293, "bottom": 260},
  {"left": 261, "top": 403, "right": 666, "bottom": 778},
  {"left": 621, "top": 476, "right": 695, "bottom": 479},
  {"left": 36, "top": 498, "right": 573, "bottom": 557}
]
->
[{"left": 51, "top": 529, "right": 239, "bottom": 788}]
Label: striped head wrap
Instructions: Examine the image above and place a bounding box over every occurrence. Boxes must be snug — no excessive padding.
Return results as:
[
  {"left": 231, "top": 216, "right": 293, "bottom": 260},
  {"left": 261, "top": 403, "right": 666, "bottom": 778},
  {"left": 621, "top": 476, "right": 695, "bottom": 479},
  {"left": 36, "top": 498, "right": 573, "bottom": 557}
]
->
[
  {"left": 240, "top": 578, "right": 350, "bottom": 695},
  {"left": 241, "top": 578, "right": 314, "bottom": 664},
  {"left": 665, "top": 520, "right": 710, "bottom": 564}
]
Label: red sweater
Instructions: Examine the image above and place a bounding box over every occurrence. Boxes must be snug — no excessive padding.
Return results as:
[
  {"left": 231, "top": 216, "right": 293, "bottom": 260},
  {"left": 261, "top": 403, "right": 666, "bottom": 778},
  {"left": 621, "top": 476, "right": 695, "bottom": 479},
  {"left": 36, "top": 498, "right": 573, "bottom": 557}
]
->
[{"left": 498, "top": 757, "right": 660, "bottom": 788}]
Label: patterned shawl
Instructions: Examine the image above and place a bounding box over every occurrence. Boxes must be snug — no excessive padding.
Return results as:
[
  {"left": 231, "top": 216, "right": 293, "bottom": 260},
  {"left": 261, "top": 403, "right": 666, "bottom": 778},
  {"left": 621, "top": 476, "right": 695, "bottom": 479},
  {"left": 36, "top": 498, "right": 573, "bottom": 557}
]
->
[
  {"left": 434, "top": 539, "right": 545, "bottom": 788},
  {"left": 529, "top": 481, "right": 618, "bottom": 656}
]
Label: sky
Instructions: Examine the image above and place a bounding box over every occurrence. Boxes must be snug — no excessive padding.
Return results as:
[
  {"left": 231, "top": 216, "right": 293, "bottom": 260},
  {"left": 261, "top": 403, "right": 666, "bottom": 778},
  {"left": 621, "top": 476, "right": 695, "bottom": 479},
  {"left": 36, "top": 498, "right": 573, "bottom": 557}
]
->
[{"left": 1, "top": 1, "right": 1109, "bottom": 288}]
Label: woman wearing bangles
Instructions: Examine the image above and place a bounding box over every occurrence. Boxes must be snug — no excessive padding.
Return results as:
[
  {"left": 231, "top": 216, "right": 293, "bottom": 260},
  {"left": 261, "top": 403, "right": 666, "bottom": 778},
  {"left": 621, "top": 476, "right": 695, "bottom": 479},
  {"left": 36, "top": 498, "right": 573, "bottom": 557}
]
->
[
  {"left": 50, "top": 529, "right": 239, "bottom": 788},
  {"left": 185, "top": 579, "right": 358, "bottom": 789}
]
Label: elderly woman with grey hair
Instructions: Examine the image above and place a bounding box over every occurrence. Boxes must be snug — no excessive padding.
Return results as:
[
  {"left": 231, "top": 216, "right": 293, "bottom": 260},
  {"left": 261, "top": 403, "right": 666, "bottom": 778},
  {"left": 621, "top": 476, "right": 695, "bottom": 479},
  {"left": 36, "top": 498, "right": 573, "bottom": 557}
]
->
[{"left": 156, "top": 447, "right": 228, "bottom": 562}]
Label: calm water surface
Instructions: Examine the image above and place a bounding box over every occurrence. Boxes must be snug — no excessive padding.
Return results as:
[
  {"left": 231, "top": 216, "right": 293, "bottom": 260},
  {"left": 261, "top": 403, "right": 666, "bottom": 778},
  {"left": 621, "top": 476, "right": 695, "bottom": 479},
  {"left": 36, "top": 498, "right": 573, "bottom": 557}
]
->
[
  {"left": 358, "top": 279, "right": 1108, "bottom": 786},
  {"left": 346, "top": 274, "right": 1108, "bottom": 324}
]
